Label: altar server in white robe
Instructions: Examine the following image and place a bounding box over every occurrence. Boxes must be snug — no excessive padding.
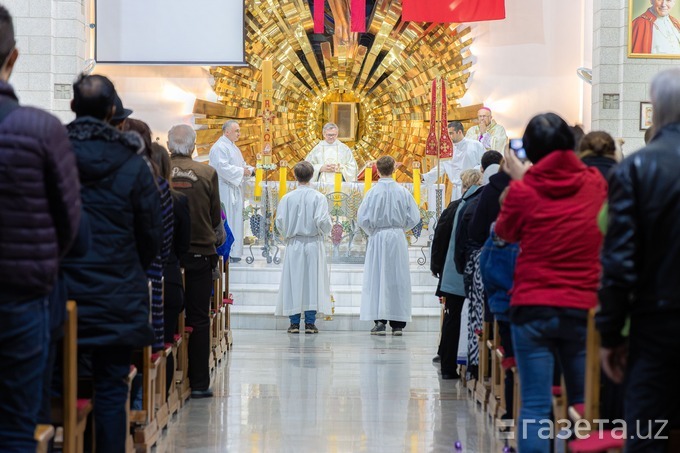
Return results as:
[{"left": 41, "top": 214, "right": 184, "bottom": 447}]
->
[
  {"left": 358, "top": 156, "right": 421, "bottom": 335},
  {"left": 422, "top": 121, "right": 485, "bottom": 202},
  {"left": 305, "top": 122, "right": 359, "bottom": 184},
  {"left": 208, "top": 120, "right": 255, "bottom": 262},
  {"left": 275, "top": 161, "right": 332, "bottom": 334}
]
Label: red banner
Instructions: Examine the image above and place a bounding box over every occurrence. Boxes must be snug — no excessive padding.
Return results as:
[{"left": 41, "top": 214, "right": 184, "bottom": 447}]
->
[
  {"left": 425, "top": 79, "right": 439, "bottom": 156},
  {"left": 350, "top": 0, "right": 366, "bottom": 33},
  {"left": 314, "top": 0, "right": 324, "bottom": 33},
  {"left": 439, "top": 81, "right": 453, "bottom": 159},
  {"left": 402, "top": 0, "right": 505, "bottom": 23}
]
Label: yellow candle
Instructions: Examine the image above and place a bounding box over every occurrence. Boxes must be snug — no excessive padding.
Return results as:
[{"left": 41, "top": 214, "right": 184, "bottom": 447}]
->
[
  {"left": 413, "top": 162, "right": 421, "bottom": 206},
  {"left": 278, "top": 161, "right": 287, "bottom": 200},
  {"left": 364, "top": 162, "right": 372, "bottom": 194},
  {"left": 254, "top": 155, "right": 263, "bottom": 198},
  {"left": 334, "top": 170, "right": 342, "bottom": 205}
]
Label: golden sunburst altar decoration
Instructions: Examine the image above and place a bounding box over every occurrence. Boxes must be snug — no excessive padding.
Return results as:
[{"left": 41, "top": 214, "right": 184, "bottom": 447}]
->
[{"left": 193, "top": 0, "right": 480, "bottom": 182}]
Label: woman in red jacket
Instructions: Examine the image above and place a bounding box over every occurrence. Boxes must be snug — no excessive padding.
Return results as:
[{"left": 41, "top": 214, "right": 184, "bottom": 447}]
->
[{"left": 495, "top": 113, "right": 607, "bottom": 452}]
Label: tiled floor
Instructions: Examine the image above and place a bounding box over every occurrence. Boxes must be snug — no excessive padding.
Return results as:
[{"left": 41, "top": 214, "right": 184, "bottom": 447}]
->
[{"left": 156, "top": 330, "right": 505, "bottom": 452}]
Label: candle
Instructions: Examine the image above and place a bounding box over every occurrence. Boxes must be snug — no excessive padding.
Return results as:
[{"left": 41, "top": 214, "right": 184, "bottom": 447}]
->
[
  {"left": 278, "top": 160, "right": 287, "bottom": 200},
  {"left": 254, "top": 154, "right": 263, "bottom": 198},
  {"left": 413, "top": 161, "right": 421, "bottom": 206},
  {"left": 334, "top": 169, "right": 343, "bottom": 206},
  {"left": 364, "top": 162, "right": 372, "bottom": 194}
]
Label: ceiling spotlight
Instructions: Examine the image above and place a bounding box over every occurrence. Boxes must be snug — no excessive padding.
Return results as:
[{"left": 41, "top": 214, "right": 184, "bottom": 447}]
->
[
  {"left": 82, "top": 59, "right": 97, "bottom": 75},
  {"left": 576, "top": 67, "right": 592, "bottom": 85}
]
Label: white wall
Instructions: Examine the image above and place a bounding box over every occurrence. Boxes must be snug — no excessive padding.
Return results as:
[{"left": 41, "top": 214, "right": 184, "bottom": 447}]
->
[
  {"left": 6, "top": 0, "right": 595, "bottom": 146},
  {"left": 92, "top": 65, "right": 218, "bottom": 143},
  {"left": 461, "top": 0, "right": 591, "bottom": 139}
]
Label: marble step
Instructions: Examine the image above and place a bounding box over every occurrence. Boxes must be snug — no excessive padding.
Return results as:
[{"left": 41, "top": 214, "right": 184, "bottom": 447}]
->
[
  {"left": 228, "top": 283, "right": 440, "bottom": 309},
  {"left": 228, "top": 265, "right": 439, "bottom": 287},
  {"left": 230, "top": 306, "right": 442, "bottom": 332}
]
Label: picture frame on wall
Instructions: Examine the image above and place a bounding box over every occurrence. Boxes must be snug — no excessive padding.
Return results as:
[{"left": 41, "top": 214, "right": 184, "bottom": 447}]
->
[
  {"left": 628, "top": 0, "right": 680, "bottom": 58},
  {"left": 640, "top": 102, "right": 653, "bottom": 130}
]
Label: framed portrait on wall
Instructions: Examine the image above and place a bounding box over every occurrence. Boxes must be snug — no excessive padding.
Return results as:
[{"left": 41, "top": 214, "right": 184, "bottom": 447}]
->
[
  {"left": 640, "top": 102, "right": 653, "bottom": 130},
  {"left": 628, "top": 0, "right": 680, "bottom": 58}
]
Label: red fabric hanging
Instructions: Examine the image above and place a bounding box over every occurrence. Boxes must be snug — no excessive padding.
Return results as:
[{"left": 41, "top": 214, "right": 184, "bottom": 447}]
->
[
  {"left": 314, "top": 0, "right": 325, "bottom": 33},
  {"left": 402, "top": 0, "right": 506, "bottom": 23},
  {"left": 350, "top": 0, "right": 366, "bottom": 32}
]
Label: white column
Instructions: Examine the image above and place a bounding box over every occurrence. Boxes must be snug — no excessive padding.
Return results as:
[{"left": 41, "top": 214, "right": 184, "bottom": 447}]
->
[{"left": 4, "top": 0, "right": 89, "bottom": 123}]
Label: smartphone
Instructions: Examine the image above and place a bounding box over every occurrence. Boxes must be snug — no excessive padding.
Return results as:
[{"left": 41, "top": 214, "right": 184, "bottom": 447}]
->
[{"left": 509, "top": 138, "right": 527, "bottom": 160}]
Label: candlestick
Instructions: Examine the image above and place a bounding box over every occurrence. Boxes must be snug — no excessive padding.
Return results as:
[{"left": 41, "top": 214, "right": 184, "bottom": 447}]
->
[
  {"left": 413, "top": 161, "right": 421, "bottom": 206},
  {"left": 254, "top": 154, "right": 263, "bottom": 198},
  {"left": 364, "top": 161, "right": 372, "bottom": 194},
  {"left": 334, "top": 170, "right": 342, "bottom": 206},
  {"left": 278, "top": 160, "right": 287, "bottom": 200}
]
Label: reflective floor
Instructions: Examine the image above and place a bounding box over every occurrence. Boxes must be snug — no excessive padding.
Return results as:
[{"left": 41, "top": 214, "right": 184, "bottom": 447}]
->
[{"left": 156, "top": 330, "right": 504, "bottom": 452}]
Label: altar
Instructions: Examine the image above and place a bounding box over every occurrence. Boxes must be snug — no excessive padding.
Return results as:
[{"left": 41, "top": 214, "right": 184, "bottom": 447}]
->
[{"left": 238, "top": 179, "right": 446, "bottom": 265}]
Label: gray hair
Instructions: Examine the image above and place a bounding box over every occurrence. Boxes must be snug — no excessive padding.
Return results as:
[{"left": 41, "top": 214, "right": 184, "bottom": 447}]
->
[
  {"left": 650, "top": 68, "right": 680, "bottom": 130},
  {"left": 222, "top": 119, "right": 239, "bottom": 132},
  {"left": 168, "top": 124, "right": 196, "bottom": 156},
  {"left": 322, "top": 122, "right": 338, "bottom": 133}
]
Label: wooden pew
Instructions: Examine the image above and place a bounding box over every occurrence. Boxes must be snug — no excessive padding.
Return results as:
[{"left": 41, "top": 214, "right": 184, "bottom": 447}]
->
[
  {"left": 567, "top": 309, "right": 623, "bottom": 453},
  {"left": 487, "top": 321, "right": 504, "bottom": 421},
  {"left": 474, "top": 322, "right": 492, "bottom": 409},
  {"left": 176, "top": 312, "right": 192, "bottom": 407},
  {"left": 166, "top": 329, "right": 182, "bottom": 416},
  {"left": 52, "top": 301, "right": 92, "bottom": 453},
  {"left": 125, "top": 366, "right": 138, "bottom": 453},
  {"left": 223, "top": 260, "right": 233, "bottom": 350},
  {"left": 34, "top": 424, "right": 54, "bottom": 453},
  {"left": 130, "top": 347, "right": 161, "bottom": 452}
]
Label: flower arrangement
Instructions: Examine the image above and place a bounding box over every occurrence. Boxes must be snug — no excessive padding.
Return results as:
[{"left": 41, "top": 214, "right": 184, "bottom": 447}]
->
[{"left": 256, "top": 163, "right": 278, "bottom": 171}]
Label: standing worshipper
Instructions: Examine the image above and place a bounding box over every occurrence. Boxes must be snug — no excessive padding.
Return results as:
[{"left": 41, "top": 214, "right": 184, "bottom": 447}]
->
[
  {"left": 274, "top": 161, "right": 332, "bottom": 334},
  {"left": 208, "top": 120, "right": 254, "bottom": 263},
  {"left": 305, "top": 122, "right": 358, "bottom": 184},
  {"left": 0, "top": 6, "right": 81, "bottom": 448},
  {"left": 63, "top": 75, "right": 161, "bottom": 453},
  {"left": 169, "top": 124, "right": 222, "bottom": 399},
  {"left": 598, "top": 68, "right": 680, "bottom": 451},
  {"left": 465, "top": 107, "right": 508, "bottom": 152},
  {"left": 358, "top": 156, "right": 421, "bottom": 335}
]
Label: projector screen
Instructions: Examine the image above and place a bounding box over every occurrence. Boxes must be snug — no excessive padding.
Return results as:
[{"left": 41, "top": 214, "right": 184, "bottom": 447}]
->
[{"left": 95, "top": 0, "right": 245, "bottom": 65}]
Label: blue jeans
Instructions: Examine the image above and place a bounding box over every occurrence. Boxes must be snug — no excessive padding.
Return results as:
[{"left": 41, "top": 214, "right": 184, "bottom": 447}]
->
[
  {"left": 0, "top": 297, "right": 49, "bottom": 452},
  {"left": 87, "top": 346, "right": 133, "bottom": 453},
  {"left": 290, "top": 311, "right": 316, "bottom": 325},
  {"left": 511, "top": 315, "right": 587, "bottom": 453}
]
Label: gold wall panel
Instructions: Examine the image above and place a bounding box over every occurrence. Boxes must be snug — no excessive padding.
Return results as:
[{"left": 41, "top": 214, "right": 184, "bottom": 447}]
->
[{"left": 194, "top": 0, "right": 477, "bottom": 182}]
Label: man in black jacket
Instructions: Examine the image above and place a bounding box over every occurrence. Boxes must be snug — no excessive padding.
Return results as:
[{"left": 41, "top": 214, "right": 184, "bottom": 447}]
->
[
  {"left": 62, "top": 74, "right": 161, "bottom": 453},
  {"left": 598, "top": 67, "right": 680, "bottom": 452},
  {"left": 0, "top": 7, "right": 81, "bottom": 450}
]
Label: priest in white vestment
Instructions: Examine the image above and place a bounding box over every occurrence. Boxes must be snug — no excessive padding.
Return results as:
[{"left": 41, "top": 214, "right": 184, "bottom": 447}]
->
[
  {"left": 305, "top": 122, "right": 358, "bottom": 184},
  {"left": 422, "top": 121, "right": 486, "bottom": 202},
  {"left": 274, "top": 161, "right": 332, "bottom": 334},
  {"left": 358, "top": 156, "right": 421, "bottom": 335},
  {"left": 208, "top": 120, "right": 255, "bottom": 262},
  {"left": 465, "top": 107, "right": 508, "bottom": 153}
]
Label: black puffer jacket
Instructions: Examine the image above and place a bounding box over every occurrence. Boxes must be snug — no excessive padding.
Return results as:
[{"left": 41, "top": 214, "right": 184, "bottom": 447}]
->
[
  {"left": 597, "top": 122, "right": 680, "bottom": 347},
  {"left": 0, "top": 82, "right": 80, "bottom": 303},
  {"left": 62, "top": 117, "right": 161, "bottom": 348}
]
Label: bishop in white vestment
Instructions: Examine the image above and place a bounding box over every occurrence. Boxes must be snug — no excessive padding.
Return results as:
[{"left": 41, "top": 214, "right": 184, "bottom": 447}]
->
[
  {"left": 465, "top": 107, "right": 508, "bottom": 153},
  {"left": 305, "top": 122, "right": 358, "bottom": 184},
  {"left": 358, "top": 157, "right": 421, "bottom": 333},
  {"left": 208, "top": 121, "right": 254, "bottom": 261},
  {"left": 274, "top": 162, "right": 332, "bottom": 331}
]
